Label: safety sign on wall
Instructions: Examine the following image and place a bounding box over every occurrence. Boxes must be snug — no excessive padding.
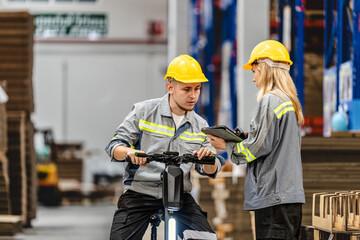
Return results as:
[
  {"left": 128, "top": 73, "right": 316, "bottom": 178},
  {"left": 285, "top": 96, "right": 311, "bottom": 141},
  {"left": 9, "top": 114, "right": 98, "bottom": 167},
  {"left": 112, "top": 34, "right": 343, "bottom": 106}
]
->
[{"left": 34, "top": 13, "right": 107, "bottom": 38}]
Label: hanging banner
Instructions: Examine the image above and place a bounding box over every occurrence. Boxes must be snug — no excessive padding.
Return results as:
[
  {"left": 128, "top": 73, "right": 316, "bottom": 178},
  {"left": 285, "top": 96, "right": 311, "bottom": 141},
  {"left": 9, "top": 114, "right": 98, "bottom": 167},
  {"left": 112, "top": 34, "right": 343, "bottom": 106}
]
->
[{"left": 34, "top": 13, "right": 108, "bottom": 38}]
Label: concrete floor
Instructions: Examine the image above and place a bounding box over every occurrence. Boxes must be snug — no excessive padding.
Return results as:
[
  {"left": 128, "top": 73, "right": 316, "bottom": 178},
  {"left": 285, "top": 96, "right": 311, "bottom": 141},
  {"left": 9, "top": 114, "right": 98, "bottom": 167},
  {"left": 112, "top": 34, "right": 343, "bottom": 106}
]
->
[
  {"left": 4, "top": 203, "right": 115, "bottom": 240},
  {"left": 0, "top": 203, "right": 164, "bottom": 240}
]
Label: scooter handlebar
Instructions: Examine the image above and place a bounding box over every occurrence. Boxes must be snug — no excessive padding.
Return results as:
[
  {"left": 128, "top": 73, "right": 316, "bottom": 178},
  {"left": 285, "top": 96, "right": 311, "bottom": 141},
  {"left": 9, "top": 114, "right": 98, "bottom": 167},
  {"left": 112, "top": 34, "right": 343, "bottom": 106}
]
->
[
  {"left": 124, "top": 152, "right": 216, "bottom": 165},
  {"left": 134, "top": 152, "right": 148, "bottom": 158}
]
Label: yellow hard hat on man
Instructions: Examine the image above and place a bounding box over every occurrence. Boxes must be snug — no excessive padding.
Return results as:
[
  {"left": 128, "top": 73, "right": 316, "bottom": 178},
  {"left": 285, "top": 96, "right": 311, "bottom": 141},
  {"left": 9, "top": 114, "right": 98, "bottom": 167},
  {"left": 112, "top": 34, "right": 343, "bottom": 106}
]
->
[
  {"left": 243, "top": 40, "right": 293, "bottom": 70},
  {"left": 164, "top": 54, "right": 208, "bottom": 83}
]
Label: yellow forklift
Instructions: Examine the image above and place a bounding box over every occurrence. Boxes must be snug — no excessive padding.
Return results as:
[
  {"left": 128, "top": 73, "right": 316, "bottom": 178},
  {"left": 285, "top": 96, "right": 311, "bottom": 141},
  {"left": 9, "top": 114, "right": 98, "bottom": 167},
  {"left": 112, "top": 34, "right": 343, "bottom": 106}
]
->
[{"left": 35, "top": 129, "right": 61, "bottom": 206}]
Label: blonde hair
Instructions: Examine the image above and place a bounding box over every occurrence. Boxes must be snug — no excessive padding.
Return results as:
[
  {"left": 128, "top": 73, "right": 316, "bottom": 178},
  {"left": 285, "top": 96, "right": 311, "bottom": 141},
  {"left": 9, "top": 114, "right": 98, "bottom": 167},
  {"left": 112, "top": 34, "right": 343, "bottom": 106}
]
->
[{"left": 255, "top": 62, "right": 304, "bottom": 126}]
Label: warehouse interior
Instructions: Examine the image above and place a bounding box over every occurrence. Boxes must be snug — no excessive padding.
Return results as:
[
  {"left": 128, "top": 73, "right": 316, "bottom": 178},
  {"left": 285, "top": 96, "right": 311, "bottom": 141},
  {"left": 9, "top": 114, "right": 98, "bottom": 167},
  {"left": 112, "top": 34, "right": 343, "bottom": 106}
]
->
[{"left": 0, "top": 0, "right": 360, "bottom": 239}]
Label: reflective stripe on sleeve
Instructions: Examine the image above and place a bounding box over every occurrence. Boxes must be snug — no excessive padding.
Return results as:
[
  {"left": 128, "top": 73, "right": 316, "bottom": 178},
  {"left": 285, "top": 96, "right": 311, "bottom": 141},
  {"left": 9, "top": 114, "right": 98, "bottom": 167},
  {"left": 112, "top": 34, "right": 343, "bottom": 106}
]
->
[
  {"left": 276, "top": 107, "right": 295, "bottom": 119},
  {"left": 111, "top": 137, "right": 135, "bottom": 149},
  {"left": 274, "top": 101, "right": 295, "bottom": 119},
  {"left": 237, "top": 142, "right": 256, "bottom": 162}
]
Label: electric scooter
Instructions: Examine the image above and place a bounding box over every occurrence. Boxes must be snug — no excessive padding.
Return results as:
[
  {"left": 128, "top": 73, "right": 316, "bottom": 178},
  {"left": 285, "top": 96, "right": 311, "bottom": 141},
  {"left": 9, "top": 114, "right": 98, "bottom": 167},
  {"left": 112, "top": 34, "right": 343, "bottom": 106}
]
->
[{"left": 125, "top": 151, "right": 215, "bottom": 240}]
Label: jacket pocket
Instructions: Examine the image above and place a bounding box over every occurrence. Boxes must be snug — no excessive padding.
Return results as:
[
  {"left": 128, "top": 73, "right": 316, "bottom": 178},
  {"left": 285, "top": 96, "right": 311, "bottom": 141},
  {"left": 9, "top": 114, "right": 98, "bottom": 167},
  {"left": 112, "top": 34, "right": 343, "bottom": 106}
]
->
[
  {"left": 244, "top": 172, "right": 257, "bottom": 201},
  {"left": 115, "top": 211, "right": 128, "bottom": 223},
  {"left": 141, "top": 131, "right": 169, "bottom": 152}
]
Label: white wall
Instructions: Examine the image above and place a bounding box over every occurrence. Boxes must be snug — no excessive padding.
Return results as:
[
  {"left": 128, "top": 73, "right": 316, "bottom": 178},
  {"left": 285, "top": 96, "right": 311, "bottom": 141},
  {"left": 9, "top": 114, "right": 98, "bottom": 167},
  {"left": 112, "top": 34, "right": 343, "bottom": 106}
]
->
[
  {"left": 33, "top": 44, "right": 167, "bottom": 142},
  {"left": 237, "top": 0, "right": 270, "bottom": 131},
  {"left": 33, "top": 43, "right": 167, "bottom": 182},
  {"left": 0, "top": 0, "right": 167, "bottom": 38}
]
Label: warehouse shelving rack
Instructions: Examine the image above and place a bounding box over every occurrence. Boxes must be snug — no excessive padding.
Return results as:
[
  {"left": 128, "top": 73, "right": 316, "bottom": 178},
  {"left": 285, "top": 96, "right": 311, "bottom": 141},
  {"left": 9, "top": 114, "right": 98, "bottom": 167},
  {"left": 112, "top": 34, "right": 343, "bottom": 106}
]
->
[
  {"left": 352, "top": 0, "right": 360, "bottom": 99},
  {"left": 325, "top": 0, "right": 352, "bottom": 106},
  {"left": 324, "top": 0, "right": 360, "bottom": 130},
  {"left": 275, "top": 0, "right": 305, "bottom": 107}
]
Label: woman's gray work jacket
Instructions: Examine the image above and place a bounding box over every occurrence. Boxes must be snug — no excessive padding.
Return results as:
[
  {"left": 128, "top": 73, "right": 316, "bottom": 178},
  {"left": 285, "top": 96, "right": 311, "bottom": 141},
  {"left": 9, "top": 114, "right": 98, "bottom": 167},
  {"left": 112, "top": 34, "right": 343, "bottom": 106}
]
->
[{"left": 225, "top": 90, "right": 305, "bottom": 210}]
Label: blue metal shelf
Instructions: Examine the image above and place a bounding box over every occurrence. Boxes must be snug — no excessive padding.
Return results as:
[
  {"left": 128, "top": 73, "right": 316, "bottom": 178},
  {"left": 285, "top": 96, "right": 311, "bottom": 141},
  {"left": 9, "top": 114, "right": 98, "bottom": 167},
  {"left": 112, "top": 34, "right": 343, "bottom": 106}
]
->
[
  {"left": 276, "top": 0, "right": 305, "bottom": 108},
  {"left": 324, "top": 0, "right": 359, "bottom": 106},
  {"left": 354, "top": 0, "right": 360, "bottom": 99},
  {"left": 324, "top": 0, "right": 360, "bottom": 131}
]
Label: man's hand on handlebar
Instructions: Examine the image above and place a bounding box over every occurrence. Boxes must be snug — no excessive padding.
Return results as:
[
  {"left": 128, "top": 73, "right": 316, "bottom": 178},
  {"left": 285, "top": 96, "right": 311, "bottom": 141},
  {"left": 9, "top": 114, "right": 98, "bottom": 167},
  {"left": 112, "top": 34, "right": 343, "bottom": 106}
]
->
[
  {"left": 126, "top": 149, "right": 147, "bottom": 166},
  {"left": 193, "top": 148, "right": 218, "bottom": 175},
  {"left": 193, "top": 147, "right": 214, "bottom": 160}
]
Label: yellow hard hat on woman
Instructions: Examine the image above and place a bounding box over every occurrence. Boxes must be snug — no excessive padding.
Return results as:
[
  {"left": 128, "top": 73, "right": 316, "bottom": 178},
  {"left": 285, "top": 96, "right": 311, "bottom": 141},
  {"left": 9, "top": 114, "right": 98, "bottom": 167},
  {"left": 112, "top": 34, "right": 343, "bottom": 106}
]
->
[
  {"left": 164, "top": 54, "right": 208, "bottom": 83},
  {"left": 243, "top": 40, "right": 293, "bottom": 71}
]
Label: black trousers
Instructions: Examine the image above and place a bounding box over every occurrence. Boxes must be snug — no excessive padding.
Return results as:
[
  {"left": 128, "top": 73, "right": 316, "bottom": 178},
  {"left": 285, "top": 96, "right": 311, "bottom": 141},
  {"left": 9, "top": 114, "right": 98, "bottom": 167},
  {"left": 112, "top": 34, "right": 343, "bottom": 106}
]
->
[
  {"left": 255, "top": 203, "right": 302, "bottom": 240},
  {"left": 110, "top": 190, "right": 216, "bottom": 240}
]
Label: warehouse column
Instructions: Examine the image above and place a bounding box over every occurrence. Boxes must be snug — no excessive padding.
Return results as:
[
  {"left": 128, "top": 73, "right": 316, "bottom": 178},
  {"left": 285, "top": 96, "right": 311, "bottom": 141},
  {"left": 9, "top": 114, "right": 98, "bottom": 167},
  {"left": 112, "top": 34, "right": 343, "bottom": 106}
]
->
[
  {"left": 167, "top": 0, "right": 190, "bottom": 62},
  {"left": 237, "top": 0, "right": 270, "bottom": 130}
]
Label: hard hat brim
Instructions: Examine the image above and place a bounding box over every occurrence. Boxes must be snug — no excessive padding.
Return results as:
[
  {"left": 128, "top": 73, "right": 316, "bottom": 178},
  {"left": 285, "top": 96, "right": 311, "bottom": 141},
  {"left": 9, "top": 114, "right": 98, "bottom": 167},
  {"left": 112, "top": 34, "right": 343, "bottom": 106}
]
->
[
  {"left": 164, "top": 75, "right": 208, "bottom": 83},
  {"left": 176, "top": 79, "right": 208, "bottom": 83},
  {"left": 243, "top": 63, "right": 253, "bottom": 71}
]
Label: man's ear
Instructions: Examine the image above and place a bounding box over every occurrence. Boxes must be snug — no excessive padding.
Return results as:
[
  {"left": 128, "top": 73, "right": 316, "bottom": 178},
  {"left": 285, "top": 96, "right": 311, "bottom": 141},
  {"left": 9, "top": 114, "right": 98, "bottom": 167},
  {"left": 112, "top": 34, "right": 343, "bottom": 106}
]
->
[{"left": 166, "top": 82, "right": 174, "bottom": 94}]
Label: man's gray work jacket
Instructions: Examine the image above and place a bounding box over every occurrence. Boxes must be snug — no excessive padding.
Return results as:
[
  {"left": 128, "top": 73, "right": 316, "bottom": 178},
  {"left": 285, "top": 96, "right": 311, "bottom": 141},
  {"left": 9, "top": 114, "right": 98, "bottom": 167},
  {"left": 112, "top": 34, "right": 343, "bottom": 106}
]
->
[
  {"left": 225, "top": 89, "right": 305, "bottom": 211},
  {"left": 106, "top": 93, "right": 224, "bottom": 199}
]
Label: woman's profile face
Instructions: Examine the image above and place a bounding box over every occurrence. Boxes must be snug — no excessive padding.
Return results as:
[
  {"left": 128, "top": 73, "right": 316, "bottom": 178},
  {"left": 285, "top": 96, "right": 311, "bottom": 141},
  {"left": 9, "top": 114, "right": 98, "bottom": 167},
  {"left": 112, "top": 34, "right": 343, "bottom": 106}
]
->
[{"left": 251, "top": 64, "right": 261, "bottom": 89}]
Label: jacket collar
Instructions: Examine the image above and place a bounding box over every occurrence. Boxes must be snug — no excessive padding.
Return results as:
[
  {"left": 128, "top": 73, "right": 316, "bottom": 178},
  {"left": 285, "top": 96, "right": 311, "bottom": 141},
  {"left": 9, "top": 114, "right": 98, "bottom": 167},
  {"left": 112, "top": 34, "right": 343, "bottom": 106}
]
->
[{"left": 160, "top": 93, "right": 195, "bottom": 125}]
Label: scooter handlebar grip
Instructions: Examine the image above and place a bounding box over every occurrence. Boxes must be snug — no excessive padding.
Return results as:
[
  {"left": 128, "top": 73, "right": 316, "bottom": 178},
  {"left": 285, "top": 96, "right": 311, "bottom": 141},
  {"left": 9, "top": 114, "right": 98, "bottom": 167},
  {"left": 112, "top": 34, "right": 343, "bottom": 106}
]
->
[
  {"left": 201, "top": 156, "right": 216, "bottom": 164},
  {"left": 135, "top": 152, "right": 148, "bottom": 158},
  {"left": 125, "top": 155, "right": 132, "bottom": 162}
]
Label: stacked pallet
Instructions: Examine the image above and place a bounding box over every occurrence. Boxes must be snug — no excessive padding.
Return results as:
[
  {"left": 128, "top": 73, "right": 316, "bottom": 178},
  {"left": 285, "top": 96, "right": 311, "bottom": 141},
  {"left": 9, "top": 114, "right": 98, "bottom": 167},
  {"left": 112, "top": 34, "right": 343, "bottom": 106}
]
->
[
  {"left": 0, "top": 11, "right": 36, "bottom": 228},
  {"left": 54, "top": 143, "right": 84, "bottom": 204},
  {"left": 57, "top": 157, "right": 83, "bottom": 182},
  {"left": 198, "top": 172, "right": 253, "bottom": 240},
  {"left": 0, "top": 152, "right": 10, "bottom": 215},
  {"left": 7, "top": 111, "right": 27, "bottom": 222},
  {"left": 0, "top": 12, "right": 34, "bottom": 113},
  {"left": 0, "top": 215, "right": 22, "bottom": 236},
  {"left": 312, "top": 191, "right": 360, "bottom": 239},
  {"left": 0, "top": 81, "right": 7, "bottom": 153},
  {"left": 55, "top": 143, "right": 83, "bottom": 182},
  {"left": 0, "top": 82, "right": 10, "bottom": 216},
  {"left": 301, "top": 137, "right": 360, "bottom": 226},
  {"left": 25, "top": 120, "right": 36, "bottom": 225},
  {"left": 314, "top": 229, "right": 360, "bottom": 240}
]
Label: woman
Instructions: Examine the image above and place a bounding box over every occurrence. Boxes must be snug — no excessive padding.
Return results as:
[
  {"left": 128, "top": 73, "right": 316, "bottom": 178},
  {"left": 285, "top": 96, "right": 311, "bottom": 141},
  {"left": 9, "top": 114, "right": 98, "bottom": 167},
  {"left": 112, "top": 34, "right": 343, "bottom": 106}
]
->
[{"left": 208, "top": 40, "right": 305, "bottom": 240}]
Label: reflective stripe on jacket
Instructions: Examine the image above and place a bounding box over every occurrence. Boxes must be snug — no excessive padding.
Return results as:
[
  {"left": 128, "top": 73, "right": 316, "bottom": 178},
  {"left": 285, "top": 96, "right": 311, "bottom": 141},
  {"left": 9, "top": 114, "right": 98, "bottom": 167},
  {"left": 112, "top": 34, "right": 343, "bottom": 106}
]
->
[
  {"left": 106, "top": 93, "right": 224, "bottom": 199},
  {"left": 225, "top": 89, "right": 305, "bottom": 210}
]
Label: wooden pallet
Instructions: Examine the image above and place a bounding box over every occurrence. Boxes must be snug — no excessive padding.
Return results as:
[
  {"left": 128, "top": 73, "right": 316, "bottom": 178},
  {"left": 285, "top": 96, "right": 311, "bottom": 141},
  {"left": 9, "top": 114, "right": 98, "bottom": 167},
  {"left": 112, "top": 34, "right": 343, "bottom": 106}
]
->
[
  {"left": 0, "top": 11, "right": 34, "bottom": 114},
  {"left": 0, "top": 215, "right": 22, "bottom": 236},
  {"left": 0, "top": 152, "right": 10, "bottom": 215},
  {"left": 331, "top": 131, "right": 360, "bottom": 138},
  {"left": 313, "top": 191, "right": 360, "bottom": 232},
  {"left": 314, "top": 228, "right": 360, "bottom": 240},
  {"left": 6, "top": 111, "right": 27, "bottom": 222}
]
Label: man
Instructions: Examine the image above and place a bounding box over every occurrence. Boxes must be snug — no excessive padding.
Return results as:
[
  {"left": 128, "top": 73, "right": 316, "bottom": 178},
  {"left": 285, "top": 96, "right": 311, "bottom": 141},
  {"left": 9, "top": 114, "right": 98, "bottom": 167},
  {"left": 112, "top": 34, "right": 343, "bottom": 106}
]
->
[{"left": 105, "top": 54, "right": 224, "bottom": 240}]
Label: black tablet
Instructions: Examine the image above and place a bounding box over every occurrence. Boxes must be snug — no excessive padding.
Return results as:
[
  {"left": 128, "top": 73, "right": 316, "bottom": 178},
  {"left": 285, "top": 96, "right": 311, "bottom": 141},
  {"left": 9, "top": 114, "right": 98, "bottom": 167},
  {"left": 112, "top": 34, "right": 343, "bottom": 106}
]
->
[{"left": 201, "top": 125, "right": 244, "bottom": 142}]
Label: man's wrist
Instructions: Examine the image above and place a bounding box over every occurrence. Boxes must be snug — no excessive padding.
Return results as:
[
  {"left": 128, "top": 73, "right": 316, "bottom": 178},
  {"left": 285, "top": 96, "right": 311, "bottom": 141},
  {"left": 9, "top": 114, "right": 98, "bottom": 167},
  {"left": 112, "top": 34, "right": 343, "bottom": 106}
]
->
[{"left": 202, "top": 162, "right": 218, "bottom": 175}]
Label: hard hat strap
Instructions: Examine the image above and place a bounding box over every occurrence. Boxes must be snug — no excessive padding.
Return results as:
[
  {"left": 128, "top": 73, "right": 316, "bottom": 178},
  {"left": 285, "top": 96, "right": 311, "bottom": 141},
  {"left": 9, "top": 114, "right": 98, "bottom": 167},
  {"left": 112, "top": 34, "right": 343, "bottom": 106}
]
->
[{"left": 257, "top": 58, "right": 290, "bottom": 71}]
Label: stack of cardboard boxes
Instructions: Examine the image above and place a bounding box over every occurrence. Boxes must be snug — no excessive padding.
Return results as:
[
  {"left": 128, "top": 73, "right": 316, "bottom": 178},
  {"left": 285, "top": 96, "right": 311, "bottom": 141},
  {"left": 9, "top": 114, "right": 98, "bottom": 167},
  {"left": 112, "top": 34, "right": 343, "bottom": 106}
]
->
[{"left": 0, "top": 11, "right": 36, "bottom": 235}]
